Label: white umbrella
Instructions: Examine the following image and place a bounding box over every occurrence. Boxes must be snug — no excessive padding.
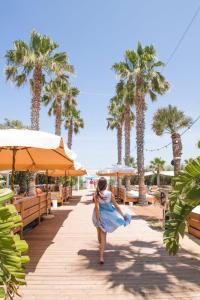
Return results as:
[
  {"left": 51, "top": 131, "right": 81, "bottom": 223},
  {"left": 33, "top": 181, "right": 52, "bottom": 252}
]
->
[
  {"left": 0, "top": 129, "right": 74, "bottom": 190},
  {"left": 97, "top": 164, "right": 136, "bottom": 201},
  {"left": 144, "top": 171, "right": 174, "bottom": 177},
  {"left": 97, "top": 164, "right": 136, "bottom": 177}
]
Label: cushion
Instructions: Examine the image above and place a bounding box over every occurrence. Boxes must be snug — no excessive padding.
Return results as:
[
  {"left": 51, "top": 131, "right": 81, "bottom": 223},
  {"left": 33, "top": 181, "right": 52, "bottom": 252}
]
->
[{"left": 36, "top": 188, "right": 43, "bottom": 195}]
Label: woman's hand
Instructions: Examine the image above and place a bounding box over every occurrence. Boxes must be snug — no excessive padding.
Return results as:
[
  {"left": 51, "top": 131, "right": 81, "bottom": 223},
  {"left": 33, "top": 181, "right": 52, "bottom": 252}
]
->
[{"left": 123, "top": 215, "right": 128, "bottom": 221}]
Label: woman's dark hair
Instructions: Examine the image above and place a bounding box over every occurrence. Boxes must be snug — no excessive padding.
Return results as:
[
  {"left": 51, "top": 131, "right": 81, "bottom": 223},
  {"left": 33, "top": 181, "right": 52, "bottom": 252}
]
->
[{"left": 96, "top": 177, "right": 107, "bottom": 198}]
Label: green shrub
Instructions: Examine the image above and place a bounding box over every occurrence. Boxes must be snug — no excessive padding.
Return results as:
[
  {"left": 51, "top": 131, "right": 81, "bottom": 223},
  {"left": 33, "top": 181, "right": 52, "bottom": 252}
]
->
[{"left": 0, "top": 190, "right": 29, "bottom": 299}]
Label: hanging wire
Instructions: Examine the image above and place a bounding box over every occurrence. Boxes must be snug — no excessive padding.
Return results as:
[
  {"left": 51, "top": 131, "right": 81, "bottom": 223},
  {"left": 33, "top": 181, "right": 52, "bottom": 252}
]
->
[{"left": 165, "top": 3, "right": 200, "bottom": 66}]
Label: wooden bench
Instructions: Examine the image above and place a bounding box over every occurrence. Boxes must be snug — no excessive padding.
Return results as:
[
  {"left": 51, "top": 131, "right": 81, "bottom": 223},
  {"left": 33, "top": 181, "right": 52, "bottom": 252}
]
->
[
  {"left": 14, "top": 193, "right": 51, "bottom": 235},
  {"left": 188, "top": 212, "right": 200, "bottom": 238}
]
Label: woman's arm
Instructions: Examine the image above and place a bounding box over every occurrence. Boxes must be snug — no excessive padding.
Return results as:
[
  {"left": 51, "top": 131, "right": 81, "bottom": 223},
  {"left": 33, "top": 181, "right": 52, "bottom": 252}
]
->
[{"left": 111, "top": 193, "right": 124, "bottom": 217}]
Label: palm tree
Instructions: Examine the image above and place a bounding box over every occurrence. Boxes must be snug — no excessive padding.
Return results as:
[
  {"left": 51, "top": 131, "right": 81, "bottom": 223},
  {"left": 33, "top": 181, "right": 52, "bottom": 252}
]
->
[
  {"left": 63, "top": 87, "right": 84, "bottom": 149},
  {"left": 152, "top": 105, "right": 192, "bottom": 175},
  {"left": 107, "top": 95, "right": 125, "bottom": 165},
  {"left": 0, "top": 118, "right": 28, "bottom": 129},
  {"left": 5, "top": 30, "right": 73, "bottom": 130},
  {"left": 113, "top": 42, "right": 169, "bottom": 203},
  {"left": 116, "top": 80, "right": 135, "bottom": 190},
  {"left": 42, "top": 75, "right": 69, "bottom": 135},
  {"left": 149, "top": 157, "right": 165, "bottom": 187},
  {"left": 128, "top": 156, "right": 137, "bottom": 168},
  {"left": 64, "top": 108, "right": 84, "bottom": 149}
]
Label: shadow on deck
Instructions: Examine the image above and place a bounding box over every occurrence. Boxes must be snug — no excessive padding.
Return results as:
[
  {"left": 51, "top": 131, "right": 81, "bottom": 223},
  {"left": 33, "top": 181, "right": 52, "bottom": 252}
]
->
[{"left": 78, "top": 240, "right": 200, "bottom": 298}]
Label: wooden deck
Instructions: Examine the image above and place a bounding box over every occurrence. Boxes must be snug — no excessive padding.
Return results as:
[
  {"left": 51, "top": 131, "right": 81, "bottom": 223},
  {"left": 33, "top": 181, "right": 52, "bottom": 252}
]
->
[{"left": 16, "top": 191, "right": 200, "bottom": 300}]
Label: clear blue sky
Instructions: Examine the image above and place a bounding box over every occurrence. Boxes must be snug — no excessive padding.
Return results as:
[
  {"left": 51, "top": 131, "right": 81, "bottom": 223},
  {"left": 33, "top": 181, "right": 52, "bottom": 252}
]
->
[{"left": 0, "top": 0, "right": 200, "bottom": 170}]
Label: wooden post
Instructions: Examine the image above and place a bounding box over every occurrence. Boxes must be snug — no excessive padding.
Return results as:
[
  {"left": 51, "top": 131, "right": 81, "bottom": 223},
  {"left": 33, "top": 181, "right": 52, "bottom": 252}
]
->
[
  {"left": 38, "top": 195, "right": 41, "bottom": 223},
  {"left": 20, "top": 201, "right": 24, "bottom": 239}
]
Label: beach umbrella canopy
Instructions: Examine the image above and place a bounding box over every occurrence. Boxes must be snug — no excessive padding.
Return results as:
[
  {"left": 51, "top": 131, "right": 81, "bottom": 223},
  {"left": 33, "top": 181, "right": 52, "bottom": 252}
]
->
[
  {"left": 47, "top": 161, "right": 87, "bottom": 177},
  {"left": 0, "top": 129, "right": 74, "bottom": 171},
  {"left": 0, "top": 129, "right": 74, "bottom": 190},
  {"left": 160, "top": 171, "right": 174, "bottom": 177},
  {"left": 97, "top": 164, "right": 136, "bottom": 177}
]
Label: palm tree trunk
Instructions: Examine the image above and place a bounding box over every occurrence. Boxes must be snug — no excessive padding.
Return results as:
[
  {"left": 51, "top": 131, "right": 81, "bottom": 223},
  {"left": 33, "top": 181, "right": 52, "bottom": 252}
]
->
[
  {"left": 171, "top": 132, "right": 182, "bottom": 176},
  {"left": 117, "top": 125, "right": 122, "bottom": 188},
  {"left": 157, "top": 170, "right": 160, "bottom": 187},
  {"left": 29, "top": 64, "right": 42, "bottom": 195},
  {"left": 117, "top": 125, "right": 122, "bottom": 164},
  {"left": 31, "top": 64, "right": 42, "bottom": 130},
  {"left": 136, "top": 83, "right": 146, "bottom": 204},
  {"left": 67, "top": 119, "right": 73, "bottom": 149},
  {"left": 55, "top": 96, "right": 62, "bottom": 136},
  {"left": 124, "top": 105, "right": 131, "bottom": 190}
]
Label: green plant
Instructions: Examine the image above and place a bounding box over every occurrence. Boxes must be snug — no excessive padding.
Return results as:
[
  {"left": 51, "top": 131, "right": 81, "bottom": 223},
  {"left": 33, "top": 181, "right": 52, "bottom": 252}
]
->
[
  {"left": 164, "top": 156, "right": 200, "bottom": 255},
  {"left": 149, "top": 157, "right": 165, "bottom": 187},
  {"left": 0, "top": 191, "right": 29, "bottom": 299},
  {"left": 62, "top": 87, "right": 84, "bottom": 149},
  {"left": 5, "top": 30, "right": 73, "bottom": 130}
]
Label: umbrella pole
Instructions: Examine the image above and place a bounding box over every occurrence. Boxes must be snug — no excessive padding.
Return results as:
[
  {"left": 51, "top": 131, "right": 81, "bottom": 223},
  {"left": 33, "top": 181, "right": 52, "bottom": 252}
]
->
[
  {"left": 64, "top": 170, "right": 67, "bottom": 202},
  {"left": 11, "top": 148, "right": 17, "bottom": 198},
  {"left": 117, "top": 173, "right": 119, "bottom": 202},
  {"left": 46, "top": 170, "right": 49, "bottom": 215}
]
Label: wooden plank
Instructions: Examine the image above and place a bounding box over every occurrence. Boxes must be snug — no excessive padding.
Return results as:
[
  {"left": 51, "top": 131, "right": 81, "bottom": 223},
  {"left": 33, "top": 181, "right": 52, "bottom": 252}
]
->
[
  {"left": 23, "top": 212, "right": 39, "bottom": 227},
  {"left": 189, "top": 212, "right": 200, "bottom": 221},
  {"left": 188, "top": 219, "right": 200, "bottom": 230},
  {"left": 14, "top": 191, "right": 200, "bottom": 300},
  {"left": 23, "top": 205, "right": 40, "bottom": 219},
  {"left": 188, "top": 226, "right": 200, "bottom": 238},
  {"left": 23, "top": 197, "right": 39, "bottom": 209}
]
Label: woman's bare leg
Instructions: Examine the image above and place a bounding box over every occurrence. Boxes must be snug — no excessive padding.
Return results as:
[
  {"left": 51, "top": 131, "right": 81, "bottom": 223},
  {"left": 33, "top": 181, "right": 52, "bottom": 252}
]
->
[
  {"left": 99, "top": 229, "right": 107, "bottom": 262},
  {"left": 97, "top": 227, "right": 101, "bottom": 244}
]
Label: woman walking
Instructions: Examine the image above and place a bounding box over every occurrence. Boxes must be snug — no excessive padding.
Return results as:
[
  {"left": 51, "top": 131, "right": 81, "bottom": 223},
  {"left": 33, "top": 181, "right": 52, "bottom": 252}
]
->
[{"left": 92, "top": 177, "right": 131, "bottom": 264}]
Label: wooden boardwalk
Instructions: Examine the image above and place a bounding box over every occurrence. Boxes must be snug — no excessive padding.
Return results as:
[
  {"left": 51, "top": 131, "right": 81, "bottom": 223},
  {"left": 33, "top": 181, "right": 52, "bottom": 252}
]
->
[{"left": 16, "top": 190, "right": 200, "bottom": 300}]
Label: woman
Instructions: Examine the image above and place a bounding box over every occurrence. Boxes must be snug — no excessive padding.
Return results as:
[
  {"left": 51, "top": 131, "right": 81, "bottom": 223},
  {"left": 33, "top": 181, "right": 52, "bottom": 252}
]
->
[{"left": 92, "top": 177, "right": 131, "bottom": 264}]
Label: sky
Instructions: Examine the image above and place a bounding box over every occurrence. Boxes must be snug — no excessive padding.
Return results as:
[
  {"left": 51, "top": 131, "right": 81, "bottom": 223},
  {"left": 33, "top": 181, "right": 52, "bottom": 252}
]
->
[{"left": 0, "top": 0, "right": 200, "bottom": 170}]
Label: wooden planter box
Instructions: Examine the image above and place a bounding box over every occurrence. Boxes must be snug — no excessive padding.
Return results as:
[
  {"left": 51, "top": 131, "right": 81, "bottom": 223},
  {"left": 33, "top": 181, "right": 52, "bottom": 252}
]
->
[
  {"left": 188, "top": 212, "right": 200, "bottom": 239},
  {"left": 14, "top": 192, "right": 51, "bottom": 235}
]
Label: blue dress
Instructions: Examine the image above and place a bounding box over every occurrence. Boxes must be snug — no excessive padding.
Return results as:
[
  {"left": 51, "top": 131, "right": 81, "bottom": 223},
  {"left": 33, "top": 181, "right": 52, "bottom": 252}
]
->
[{"left": 92, "top": 190, "right": 132, "bottom": 233}]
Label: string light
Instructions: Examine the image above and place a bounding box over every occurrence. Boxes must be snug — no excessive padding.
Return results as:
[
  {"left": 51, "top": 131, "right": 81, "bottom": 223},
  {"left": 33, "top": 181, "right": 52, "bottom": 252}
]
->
[{"left": 144, "top": 114, "right": 200, "bottom": 152}]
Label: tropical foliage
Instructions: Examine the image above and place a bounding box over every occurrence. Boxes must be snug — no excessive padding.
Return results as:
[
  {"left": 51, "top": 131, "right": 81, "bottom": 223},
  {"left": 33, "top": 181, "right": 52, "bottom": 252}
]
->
[
  {"left": 149, "top": 157, "right": 165, "bottom": 187},
  {"left": 107, "top": 95, "right": 124, "bottom": 165},
  {"left": 63, "top": 87, "right": 84, "bottom": 149},
  {"left": 0, "top": 119, "right": 28, "bottom": 129},
  {"left": 0, "top": 191, "right": 29, "bottom": 299},
  {"left": 42, "top": 75, "right": 70, "bottom": 136},
  {"left": 152, "top": 105, "right": 192, "bottom": 175},
  {"left": 5, "top": 30, "right": 73, "bottom": 130},
  {"left": 113, "top": 42, "right": 169, "bottom": 202},
  {"left": 164, "top": 156, "right": 200, "bottom": 255}
]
